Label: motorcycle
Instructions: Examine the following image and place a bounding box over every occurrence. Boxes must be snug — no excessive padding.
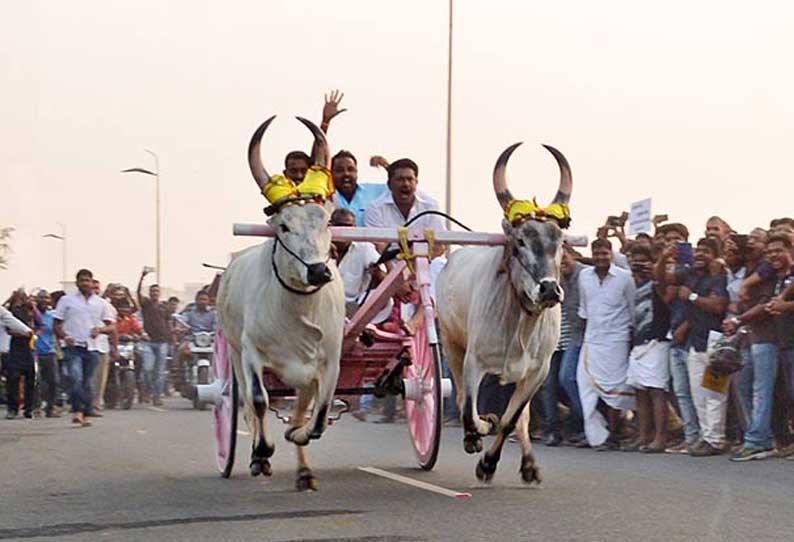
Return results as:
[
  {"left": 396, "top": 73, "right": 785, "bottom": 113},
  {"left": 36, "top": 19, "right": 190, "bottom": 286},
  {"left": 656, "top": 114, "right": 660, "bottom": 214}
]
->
[
  {"left": 105, "top": 335, "right": 137, "bottom": 410},
  {"left": 173, "top": 315, "right": 214, "bottom": 410}
]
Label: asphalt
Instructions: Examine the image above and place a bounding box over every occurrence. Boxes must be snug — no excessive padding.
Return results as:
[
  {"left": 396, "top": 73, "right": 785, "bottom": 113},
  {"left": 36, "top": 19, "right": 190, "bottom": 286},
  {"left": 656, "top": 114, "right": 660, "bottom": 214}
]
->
[{"left": 1, "top": 397, "right": 793, "bottom": 542}]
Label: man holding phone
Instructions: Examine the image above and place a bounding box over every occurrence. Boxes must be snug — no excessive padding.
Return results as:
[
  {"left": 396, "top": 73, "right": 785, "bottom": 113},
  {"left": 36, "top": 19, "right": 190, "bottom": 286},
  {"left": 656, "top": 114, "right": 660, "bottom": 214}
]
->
[{"left": 656, "top": 238, "right": 729, "bottom": 456}]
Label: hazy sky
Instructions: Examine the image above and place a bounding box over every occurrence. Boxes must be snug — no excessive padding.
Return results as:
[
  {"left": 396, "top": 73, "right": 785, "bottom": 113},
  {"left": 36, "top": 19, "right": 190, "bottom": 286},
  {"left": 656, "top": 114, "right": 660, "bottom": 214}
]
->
[{"left": 2, "top": 0, "right": 793, "bottom": 294}]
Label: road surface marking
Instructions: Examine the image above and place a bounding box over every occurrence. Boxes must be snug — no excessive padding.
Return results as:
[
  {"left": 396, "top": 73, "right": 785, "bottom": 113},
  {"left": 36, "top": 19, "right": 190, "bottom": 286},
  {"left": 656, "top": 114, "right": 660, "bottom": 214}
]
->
[
  {"left": 237, "top": 430, "right": 250, "bottom": 436},
  {"left": 358, "top": 466, "right": 472, "bottom": 500},
  {"left": 147, "top": 406, "right": 167, "bottom": 413}
]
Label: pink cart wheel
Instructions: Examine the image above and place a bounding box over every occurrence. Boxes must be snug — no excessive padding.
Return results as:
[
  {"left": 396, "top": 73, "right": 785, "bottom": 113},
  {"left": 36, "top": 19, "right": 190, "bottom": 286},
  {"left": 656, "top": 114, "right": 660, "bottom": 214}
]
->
[
  {"left": 404, "top": 321, "right": 443, "bottom": 470},
  {"left": 212, "top": 330, "right": 238, "bottom": 478}
]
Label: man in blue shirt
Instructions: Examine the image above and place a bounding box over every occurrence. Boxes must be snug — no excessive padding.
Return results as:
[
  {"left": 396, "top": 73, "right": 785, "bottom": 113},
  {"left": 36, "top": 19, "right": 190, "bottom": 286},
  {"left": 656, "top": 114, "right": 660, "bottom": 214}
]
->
[
  {"left": 318, "top": 90, "right": 388, "bottom": 225},
  {"left": 35, "top": 290, "right": 60, "bottom": 417},
  {"left": 329, "top": 150, "right": 388, "bottom": 226},
  {"left": 183, "top": 291, "right": 216, "bottom": 332}
]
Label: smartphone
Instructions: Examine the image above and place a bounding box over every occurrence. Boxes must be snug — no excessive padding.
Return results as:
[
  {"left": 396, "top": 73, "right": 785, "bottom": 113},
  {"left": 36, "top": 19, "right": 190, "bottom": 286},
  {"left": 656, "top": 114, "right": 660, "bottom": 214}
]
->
[{"left": 676, "top": 242, "right": 693, "bottom": 265}]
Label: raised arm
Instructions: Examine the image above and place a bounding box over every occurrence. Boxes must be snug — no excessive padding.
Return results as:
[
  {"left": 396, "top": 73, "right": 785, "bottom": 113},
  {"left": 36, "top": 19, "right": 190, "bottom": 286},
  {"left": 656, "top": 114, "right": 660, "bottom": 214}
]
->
[
  {"left": 655, "top": 245, "right": 678, "bottom": 285},
  {"left": 136, "top": 269, "right": 148, "bottom": 308},
  {"left": 320, "top": 89, "right": 346, "bottom": 134}
]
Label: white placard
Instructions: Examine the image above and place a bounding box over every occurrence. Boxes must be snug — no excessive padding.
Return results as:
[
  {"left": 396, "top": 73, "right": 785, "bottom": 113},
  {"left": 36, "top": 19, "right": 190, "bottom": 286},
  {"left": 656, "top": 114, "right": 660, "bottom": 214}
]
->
[{"left": 628, "top": 198, "right": 652, "bottom": 235}]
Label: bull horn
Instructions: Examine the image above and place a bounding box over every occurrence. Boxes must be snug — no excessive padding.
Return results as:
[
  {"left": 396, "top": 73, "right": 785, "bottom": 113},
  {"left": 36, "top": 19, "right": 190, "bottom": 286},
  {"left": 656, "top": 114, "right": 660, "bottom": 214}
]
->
[
  {"left": 247, "top": 115, "right": 276, "bottom": 189},
  {"left": 542, "top": 144, "right": 572, "bottom": 206},
  {"left": 493, "top": 142, "right": 522, "bottom": 210},
  {"left": 296, "top": 116, "right": 330, "bottom": 168}
]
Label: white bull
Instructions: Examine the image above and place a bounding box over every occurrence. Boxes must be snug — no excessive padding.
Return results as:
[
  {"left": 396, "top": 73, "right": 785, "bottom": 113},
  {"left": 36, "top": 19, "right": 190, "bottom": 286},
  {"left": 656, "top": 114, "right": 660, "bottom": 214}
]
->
[
  {"left": 436, "top": 143, "right": 572, "bottom": 484},
  {"left": 217, "top": 116, "right": 345, "bottom": 491}
]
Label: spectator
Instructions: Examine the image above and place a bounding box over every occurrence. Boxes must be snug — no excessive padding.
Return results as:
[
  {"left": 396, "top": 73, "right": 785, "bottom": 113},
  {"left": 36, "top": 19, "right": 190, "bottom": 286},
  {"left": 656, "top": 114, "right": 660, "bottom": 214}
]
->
[
  {"left": 542, "top": 244, "right": 586, "bottom": 446},
  {"left": 54, "top": 269, "right": 115, "bottom": 426},
  {"left": 651, "top": 222, "right": 702, "bottom": 452},
  {"left": 657, "top": 238, "right": 729, "bottom": 456},
  {"left": 91, "top": 279, "right": 117, "bottom": 413},
  {"left": 576, "top": 238, "right": 636, "bottom": 450},
  {"left": 136, "top": 268, "right": 171, "bottom": 406},
  {"left": 705, "top": 216, "right": 732, "bottom": 241},
  {"left": 34, "top": 290, "right": 60, "bottom": 418},
  {"left": 626, "top": 245, "right": 672, "bottom": 452},
  {"left": 724, "top": 232, "right": 785, "bottom": 461},
  {"left": 3, "top": 291, "right": 36, "bottom": 419},
  {"left": 765, "top": 236, "right": 794, "bottom": 458}
]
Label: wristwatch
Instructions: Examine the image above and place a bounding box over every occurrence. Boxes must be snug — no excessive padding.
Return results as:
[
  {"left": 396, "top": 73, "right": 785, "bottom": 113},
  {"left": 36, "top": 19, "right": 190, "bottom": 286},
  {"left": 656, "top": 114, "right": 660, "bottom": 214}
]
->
[{"left": 688, "top": 292, "right": 699, "bottom": 303}]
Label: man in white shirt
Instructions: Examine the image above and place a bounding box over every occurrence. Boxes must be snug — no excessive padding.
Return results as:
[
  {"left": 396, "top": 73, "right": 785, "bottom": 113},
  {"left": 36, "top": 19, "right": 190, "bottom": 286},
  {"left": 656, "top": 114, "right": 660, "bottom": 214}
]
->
[
  {"left": 331, "top": 209, "right": 392, "bottom": 324},
  {"left": 53, "top": 269, "right": 115, "bottom": 426},
  {"left": 576, "top": 238, "right": 636, "bottom": 449},
  {"left": 362, "top": 158, "right": 447, "bottom": 423},
  {"left": 0, "top": 306, "right": 32, "bottom": 354},
  {"left": 91, "top": 279, "right": 118, "bottom": 412},
  {"left": 364, "top": 158, "right": 446, "bottom": 255}
]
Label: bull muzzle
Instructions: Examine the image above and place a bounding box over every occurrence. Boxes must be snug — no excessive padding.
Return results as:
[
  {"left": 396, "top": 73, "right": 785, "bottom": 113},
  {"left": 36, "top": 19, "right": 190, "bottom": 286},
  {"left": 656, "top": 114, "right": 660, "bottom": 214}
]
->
[
  {"left": 538, "top": 279, "right": 564, "bottom": 307},
  {"left": 306, "top": 263, "right": 333, "bottom": 286}
]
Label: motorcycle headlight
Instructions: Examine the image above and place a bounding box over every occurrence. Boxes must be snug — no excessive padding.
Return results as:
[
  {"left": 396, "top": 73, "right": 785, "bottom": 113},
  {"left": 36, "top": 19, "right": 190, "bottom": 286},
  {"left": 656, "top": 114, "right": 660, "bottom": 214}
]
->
[{"left": 194, "top": 332, "right": 212, "bottom": 348}]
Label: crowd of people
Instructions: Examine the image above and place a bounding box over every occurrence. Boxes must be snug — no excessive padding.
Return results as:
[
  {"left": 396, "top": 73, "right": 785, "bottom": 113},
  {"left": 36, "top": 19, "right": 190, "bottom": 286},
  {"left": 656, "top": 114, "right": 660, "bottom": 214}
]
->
[
  {"left": 3, "top": 90, "right": 794, "bottom": 466},
  {"left": 528, "top": 215, "right": 794, "bottom": 462},
  {"left": 0, "top": 268, "right": 218, "bottom": 425}
]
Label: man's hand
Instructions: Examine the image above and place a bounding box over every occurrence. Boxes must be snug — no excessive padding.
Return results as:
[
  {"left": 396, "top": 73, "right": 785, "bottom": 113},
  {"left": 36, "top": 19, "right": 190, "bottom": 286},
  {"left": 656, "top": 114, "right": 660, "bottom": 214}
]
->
[
  {"left": 672, "top": 325, "right": 688, "bottom": 345},
  {"left": 65, "top": 336, "right": 76, "bottom": 347},
  {"left": 322, "top": 89, "right": 347, "bottom": 123},
  {"left": 722, "top": 319, "right": 738, "bottom": 336},
  {"left": 738, "top": 284, "right": 750, "bottom": 304},
  {"left": 369, "top": 155, "right": 390, "bottom": 169},
  {"left": 766, "top": 298, "right": 785, "bottom": 316},
  {"left": 677, "top": 286, "right": 692, "bottom": 301},
  {"left": 90, "top": 326, "right": 101, "bottom": 338},
  {"left": 662, "top": 244, "right": 678, "bottom": 263}
]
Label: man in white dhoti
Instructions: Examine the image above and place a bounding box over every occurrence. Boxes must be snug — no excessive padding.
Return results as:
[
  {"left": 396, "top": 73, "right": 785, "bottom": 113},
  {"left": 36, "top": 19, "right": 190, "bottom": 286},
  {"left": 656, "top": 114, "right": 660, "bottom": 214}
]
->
[
  {"left": 577, "top": 238, "right": 636, "bottom": 450},
  {"left": 626, "top": 245, "right": 673, "bottom": 452}
]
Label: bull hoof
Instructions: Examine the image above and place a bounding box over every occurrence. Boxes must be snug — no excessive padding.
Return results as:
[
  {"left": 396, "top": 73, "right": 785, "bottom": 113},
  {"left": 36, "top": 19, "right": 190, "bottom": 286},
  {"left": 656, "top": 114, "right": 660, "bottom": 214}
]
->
[
  {"left": 463, "top": 434, "right": 483, "bottom": 455},
  {"left": 250, "top": 458, "right": 272, "bottom": 477},
  {"left": 296, "top": 468, "right": 318, "bottom": 492},
  {"left": 285, "top": 426, "right": 310, "bottom": 446},
  {"left": 520, "top": 454, "right": 542, "bottom": 485},
  {"left": 479, "top": 413, "right": 500, "bottom": 435},
  {"left": 475, "top": 456, "right": 497, "bottom": 483}
]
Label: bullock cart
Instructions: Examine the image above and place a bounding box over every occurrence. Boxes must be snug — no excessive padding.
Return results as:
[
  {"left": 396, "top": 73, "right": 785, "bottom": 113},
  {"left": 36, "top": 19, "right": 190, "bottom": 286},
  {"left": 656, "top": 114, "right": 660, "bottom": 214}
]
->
[{"left": 198, "top": 222, "right": 510, "bottom": 477}]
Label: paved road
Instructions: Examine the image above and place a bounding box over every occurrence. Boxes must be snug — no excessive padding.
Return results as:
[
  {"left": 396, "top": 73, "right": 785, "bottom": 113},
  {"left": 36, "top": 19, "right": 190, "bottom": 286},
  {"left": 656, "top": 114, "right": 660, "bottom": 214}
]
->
[{"left": 1, "top": 398, "right": 793, "bottom": 542}]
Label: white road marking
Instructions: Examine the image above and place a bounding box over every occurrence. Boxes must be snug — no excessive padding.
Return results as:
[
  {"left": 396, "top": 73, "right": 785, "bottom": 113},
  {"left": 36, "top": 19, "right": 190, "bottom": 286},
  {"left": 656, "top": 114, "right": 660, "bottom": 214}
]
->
[
  {"left": 136, "top": 429, "right": 147, "bottom": 435},
  {"left": 358, "top": 467, "right": 472, "bottom": 500},
  {"left": 147, "top": 406, "right": 167, "bottom": 413},
  {"left": 237, "top": 430, "right": 250, "bottom": 436}
]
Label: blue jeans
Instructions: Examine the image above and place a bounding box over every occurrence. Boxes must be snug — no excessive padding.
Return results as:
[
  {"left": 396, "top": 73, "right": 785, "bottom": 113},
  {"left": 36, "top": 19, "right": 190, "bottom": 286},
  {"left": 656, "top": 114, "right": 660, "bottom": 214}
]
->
[
  {"left": 559, "top": 345, "right": 584, "bottom": 429},
  {"left": 781, "top": 349, "right": 794, "bottom": 402},
  {"left": 669, "top": 345, "right": 700, "bottom": 444},
  {"left": 64, "top": 347, "right": 98, "bottom": 414},
  {"left": 740, "top": 343, "right": 779, "bottom": 450},
  {"left": 142, "top": 342, "right": 169, "bottom": 397},
  {"left": 542, "top": 351, "right": 564, "bottom": 434}
]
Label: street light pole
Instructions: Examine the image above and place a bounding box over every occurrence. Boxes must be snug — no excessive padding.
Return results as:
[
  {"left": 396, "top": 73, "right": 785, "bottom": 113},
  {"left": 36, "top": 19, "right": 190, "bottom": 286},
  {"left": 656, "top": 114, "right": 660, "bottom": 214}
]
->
[
  {"left": 42, "top": 221, "right": 67, "bottom": 285},
  {"left": 444, "top": 0, "right": 454, "bottom": 229},
  {"left": 145, "top": 149, "right": 161, "bottom": 286},
  {"left": 122, "top": 150, "right": 162, "bottom": 286}
]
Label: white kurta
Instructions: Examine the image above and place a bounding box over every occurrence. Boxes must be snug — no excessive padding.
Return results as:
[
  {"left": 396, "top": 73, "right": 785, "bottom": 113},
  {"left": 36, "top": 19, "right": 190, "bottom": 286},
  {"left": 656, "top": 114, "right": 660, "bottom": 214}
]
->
[{"left": 576, "top": 265, "right": 636, "bottom": 446}]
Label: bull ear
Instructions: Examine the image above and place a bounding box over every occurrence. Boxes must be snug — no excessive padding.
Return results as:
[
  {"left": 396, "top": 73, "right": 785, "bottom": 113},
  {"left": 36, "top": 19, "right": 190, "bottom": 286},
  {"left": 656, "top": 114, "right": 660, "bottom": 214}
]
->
[{"left": 323, "top": 198, "right": 336, "bottom": 216}]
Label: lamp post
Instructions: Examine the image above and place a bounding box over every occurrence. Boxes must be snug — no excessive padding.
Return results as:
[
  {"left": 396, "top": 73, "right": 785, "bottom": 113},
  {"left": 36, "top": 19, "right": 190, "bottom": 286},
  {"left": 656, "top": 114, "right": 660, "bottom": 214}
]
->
[
  {"left": 444, "top": 0, "right": 454, "bottom": 229},
  {"left": 42, "top": 222, "right": 67, "bottom": 285},
  {"left": 122, "top": 149, "right": 162, "bottom": 285}
]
